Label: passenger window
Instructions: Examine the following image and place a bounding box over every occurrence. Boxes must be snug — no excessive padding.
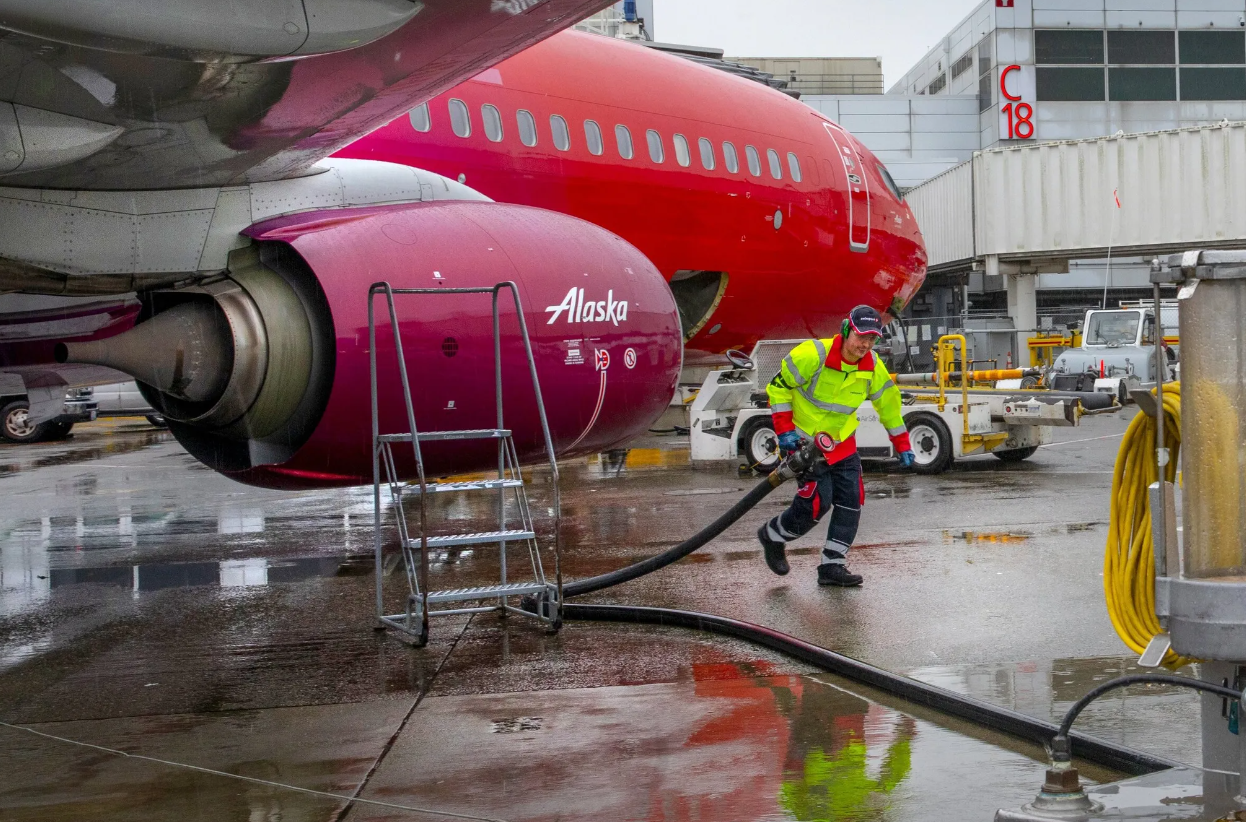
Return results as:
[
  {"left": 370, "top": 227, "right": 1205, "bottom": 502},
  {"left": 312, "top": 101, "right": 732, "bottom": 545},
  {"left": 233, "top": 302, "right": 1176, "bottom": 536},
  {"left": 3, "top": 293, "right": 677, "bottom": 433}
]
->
[
  {"left": 787, "top": 152, "right": 802, "bottom": 182},
  {"left": 767, "top": 148, "right": 783, "bottom": 179},
  {"left": 647, "top": 129, "right": 664, "bottom": 162},
  {"left": 482, "top": 104, "right": 503, "bottom": 142},
  {"left": 722, "top": 141, "right": 739, "bottom": 173},
  {"left": 615, "top": 124, "right": 634, "bottom": 159},
  {"left": 517, "top": 109, "right": 537, "bottom": 147},
  {"left": 745, "top": 145, "right": 761, "bottom": 176},
  {"left": 409, "top": 103, "right": 431, "bottom": 133},
  {"left": 698, "top": 137, "right": 715, "bottom": 170},
  {"left": 449, "top": 98, "right": 471, "bottom": 138},
  {"left": 551, "top": 115, "right": 570, "bottom": 151},
  {"left": 673, "top": 133, "right": 690, "bottom": 167},
  {"left": 585, "top": 120, "right": 604, "bottom": 155}
]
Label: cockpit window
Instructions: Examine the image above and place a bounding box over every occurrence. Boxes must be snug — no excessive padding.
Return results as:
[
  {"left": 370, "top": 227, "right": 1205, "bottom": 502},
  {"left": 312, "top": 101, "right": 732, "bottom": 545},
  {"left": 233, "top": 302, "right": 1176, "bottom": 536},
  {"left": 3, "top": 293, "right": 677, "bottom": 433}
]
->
[
  {"left": 877, "top": 163, "right": 903, "bottom": 200},
  {"left": 1085, "top": 311, "right": 1141, "bottom": 346}
]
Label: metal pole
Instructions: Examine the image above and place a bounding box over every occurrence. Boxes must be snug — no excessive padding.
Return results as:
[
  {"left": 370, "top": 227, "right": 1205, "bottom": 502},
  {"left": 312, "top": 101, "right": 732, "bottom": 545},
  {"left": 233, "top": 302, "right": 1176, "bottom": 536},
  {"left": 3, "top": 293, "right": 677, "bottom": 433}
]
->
[
  {"left": 382, "top": 283, "right": 430, "bottom": 642},
  {"left": 1153, "top": 277, "right": 1166, "bottom": 543},
  {"left": 493, "top": 287, "right": 507, "bottom": 606},
  {"left": 369, "top": 287, "right": 383, "bottom": 622},
  {"left": 505, "top": 283, "right": 563, "bottom": 618}
]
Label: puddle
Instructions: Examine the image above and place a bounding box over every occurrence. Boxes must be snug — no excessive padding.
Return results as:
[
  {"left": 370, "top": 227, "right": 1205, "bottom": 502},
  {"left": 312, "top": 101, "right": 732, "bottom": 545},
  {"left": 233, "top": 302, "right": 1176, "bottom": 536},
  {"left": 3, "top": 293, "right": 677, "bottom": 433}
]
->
[
  {"left": 379, "top": 664, "right": 1061, "bottom": 822},
  {"left": 907, "top": 655, "right": 1203, "bottom": 767},
  {"left": 7, "top": 554, "right": 371, "bottom": 600},
  {"left": 0, "top": 431, "right": 173, "bottom": 476},
  {"left": 943, "top": 530, "right": 1032, "bottom": 544}
]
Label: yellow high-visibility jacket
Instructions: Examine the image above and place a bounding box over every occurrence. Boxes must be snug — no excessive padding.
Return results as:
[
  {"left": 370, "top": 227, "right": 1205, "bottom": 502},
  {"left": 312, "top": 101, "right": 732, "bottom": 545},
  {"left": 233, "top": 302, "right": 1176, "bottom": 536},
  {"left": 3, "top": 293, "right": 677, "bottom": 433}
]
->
[{"left": 766, "top": 335, "right": 910, "bottom": 452}]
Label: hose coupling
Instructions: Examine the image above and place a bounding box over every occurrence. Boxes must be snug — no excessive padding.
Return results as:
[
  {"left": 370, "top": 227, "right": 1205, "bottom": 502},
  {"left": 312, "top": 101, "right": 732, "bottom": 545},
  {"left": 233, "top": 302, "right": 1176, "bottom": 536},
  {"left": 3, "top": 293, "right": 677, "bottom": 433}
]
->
[{"left": 770, "top": 442, "right": 821, "bottom": 485}]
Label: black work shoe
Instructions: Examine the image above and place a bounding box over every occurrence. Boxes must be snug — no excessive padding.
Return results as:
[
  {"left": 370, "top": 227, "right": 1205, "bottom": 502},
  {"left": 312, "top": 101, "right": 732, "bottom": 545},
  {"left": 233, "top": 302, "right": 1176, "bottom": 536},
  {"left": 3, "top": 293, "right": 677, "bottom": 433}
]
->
[
  {"left": 758, "top": 525, "right": 789, "bottom": 576},
  {"left": 818, "top": 563, "right": 863, "bottom": 587}
]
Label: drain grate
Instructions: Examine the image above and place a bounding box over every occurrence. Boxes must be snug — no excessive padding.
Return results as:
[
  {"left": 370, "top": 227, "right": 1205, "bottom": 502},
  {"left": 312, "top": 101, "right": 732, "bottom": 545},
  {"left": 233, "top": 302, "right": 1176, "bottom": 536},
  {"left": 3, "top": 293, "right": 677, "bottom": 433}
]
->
[{"left": 489, "top": 717, "right": 543, "bottom": 734}]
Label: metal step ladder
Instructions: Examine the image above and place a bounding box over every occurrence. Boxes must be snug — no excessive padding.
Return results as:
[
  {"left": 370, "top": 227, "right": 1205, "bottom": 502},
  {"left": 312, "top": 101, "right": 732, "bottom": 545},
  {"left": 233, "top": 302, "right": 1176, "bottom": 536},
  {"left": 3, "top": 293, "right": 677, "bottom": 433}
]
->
[{"left": 369, "top": 282, "right": 562, "bottom": 647}]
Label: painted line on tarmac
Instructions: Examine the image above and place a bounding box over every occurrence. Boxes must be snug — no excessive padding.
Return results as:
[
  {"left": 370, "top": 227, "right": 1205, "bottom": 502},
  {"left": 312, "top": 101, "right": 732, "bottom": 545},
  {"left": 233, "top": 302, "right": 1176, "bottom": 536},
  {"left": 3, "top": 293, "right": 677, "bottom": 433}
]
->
[
  {"left": 0, "top": 720, "right": 509, "bottom": 822},
  {"left": 1038, "top": 432, "right": 1126, "bottom": 449}
]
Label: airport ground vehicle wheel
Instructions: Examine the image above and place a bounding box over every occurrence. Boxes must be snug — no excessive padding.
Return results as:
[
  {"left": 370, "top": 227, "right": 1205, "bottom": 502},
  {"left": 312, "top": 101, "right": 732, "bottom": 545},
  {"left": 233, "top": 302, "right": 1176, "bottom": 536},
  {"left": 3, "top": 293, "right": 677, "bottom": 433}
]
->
[
  {"left": 44, "top": 421, "right": 74, "bottom": 439},
  {"left": 1, "top": 401, "right": 47, "bottom": 443},
  {"left": 738, "top": 416, "right": 779, "bottom": 469},
  {"left": 993, "top": 445, "right": 1039, "bottom": 463},
  {"left": 904, "top": 412, "right": 953, "bottom": 475}
]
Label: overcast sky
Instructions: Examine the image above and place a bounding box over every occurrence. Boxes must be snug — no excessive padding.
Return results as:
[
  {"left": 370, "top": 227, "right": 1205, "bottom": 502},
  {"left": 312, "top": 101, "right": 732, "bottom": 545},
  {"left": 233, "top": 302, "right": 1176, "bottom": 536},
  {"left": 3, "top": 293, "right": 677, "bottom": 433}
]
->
[{"left": 653, "top": 0, "right": 984, "bottom": 87}]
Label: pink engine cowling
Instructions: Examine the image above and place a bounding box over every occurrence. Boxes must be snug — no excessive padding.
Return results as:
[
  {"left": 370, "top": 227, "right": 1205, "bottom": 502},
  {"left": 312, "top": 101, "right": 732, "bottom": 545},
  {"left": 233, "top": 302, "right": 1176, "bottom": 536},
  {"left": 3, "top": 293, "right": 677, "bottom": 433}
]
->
[{"left": 221, "top": 201, "right": 683, "bottom": 488}]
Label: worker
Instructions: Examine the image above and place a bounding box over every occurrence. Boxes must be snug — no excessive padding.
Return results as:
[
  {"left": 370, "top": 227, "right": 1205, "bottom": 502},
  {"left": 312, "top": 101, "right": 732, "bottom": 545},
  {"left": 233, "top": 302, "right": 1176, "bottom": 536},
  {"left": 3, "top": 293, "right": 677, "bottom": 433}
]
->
[{"left": 758, "top": 305, "right": 915, "bottom": 587}]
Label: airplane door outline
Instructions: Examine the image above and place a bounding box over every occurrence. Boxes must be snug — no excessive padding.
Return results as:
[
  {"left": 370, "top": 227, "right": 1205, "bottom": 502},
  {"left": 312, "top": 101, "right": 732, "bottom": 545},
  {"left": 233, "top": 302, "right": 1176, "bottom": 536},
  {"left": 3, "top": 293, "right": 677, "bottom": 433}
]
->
[{"left": 822, "top": 121, "right": 870, "bottom": 252}]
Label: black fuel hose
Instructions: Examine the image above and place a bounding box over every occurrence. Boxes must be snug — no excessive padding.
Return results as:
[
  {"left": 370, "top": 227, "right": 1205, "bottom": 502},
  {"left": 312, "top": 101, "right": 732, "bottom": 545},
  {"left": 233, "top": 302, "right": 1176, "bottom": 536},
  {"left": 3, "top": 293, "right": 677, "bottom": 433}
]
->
[
  {"left": 562, "top": 469, "right": 786, "bottom": 597},
  {"left": 533, "top": 446, "right": 1180, "bottom": 775},
  {"left": 560, "top": 604, "right": 1178, "bottom": 776}
]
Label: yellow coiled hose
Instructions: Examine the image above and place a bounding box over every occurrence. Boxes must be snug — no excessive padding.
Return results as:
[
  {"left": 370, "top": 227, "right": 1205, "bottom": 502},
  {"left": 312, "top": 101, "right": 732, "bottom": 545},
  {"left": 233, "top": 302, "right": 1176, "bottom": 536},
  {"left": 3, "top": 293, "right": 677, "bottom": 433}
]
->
[{"left": 1104, "top": 382, "right": 1193, "bottom": 669}]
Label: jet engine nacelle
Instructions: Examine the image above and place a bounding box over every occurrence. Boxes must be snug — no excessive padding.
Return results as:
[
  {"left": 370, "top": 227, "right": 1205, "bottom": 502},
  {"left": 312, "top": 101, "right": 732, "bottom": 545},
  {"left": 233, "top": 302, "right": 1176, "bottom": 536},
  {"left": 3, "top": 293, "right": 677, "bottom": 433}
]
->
[{"left": 59, "top": 201, "right": 683, "bottom": 488}]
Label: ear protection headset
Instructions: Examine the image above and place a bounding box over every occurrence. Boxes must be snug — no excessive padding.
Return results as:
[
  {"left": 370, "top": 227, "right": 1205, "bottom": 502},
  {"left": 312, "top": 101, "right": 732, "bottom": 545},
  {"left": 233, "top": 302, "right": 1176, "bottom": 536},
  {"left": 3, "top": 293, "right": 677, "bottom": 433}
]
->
[{"left": 841, "top": 318, "right": 851, "bottom": 338}]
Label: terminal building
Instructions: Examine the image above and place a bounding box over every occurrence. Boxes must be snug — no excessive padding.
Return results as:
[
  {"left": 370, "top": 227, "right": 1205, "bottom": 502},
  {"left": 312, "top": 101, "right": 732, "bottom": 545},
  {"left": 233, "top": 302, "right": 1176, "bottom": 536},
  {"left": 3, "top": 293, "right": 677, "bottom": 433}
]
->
[{"left": 799, "top": 0, "right": 1246, "bottom": 365}]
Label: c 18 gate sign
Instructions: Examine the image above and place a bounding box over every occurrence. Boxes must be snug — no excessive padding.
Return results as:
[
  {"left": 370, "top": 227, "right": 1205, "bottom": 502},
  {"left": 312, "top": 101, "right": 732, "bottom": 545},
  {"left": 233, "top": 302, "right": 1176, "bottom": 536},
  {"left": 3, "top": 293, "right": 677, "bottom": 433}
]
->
[{"left": 999, "top": 64, "right": 1036, "bottom": 141}]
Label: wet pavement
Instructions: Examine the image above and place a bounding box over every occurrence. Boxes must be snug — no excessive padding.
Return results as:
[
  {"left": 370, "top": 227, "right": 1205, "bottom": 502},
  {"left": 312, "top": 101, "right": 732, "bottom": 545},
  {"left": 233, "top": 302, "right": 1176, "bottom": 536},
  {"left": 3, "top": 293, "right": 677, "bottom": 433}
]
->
[{"left": 0, "top": 412, "right": 1209, "bottom": 820}]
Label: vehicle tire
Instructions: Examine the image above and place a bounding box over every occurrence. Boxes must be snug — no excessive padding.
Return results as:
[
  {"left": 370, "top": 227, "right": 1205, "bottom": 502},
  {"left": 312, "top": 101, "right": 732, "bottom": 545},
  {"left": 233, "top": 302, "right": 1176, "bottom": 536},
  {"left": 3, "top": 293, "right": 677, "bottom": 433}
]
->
[
  {"left": 738, "top": 416, "right": 779, "bottom": 469},
  {"left": 993, "top": 445, "right": 1039, "bottom": 463},
  {"left": 1, "top": 401, "right": 48, "bottom": 443},
  {"left": 145, "top": 414, "right": 167, "bottom": 428},
  {"left": 904, "top": 412, "right": 953, "bottom": 475},
  {"left": 45, "top": 421, "right": 74, "bottom": 439}
]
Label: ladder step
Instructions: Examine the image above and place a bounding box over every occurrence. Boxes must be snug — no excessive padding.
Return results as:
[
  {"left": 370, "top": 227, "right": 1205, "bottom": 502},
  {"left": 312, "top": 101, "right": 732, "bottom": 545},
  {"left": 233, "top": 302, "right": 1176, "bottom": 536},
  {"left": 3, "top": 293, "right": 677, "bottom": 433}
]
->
[
  {"left": 412, "top": 479, "right": 523, "bottom": 494},
  {"left": 379, "top": 429, "right": 510, "bottom": 443},
  {"left": 411, "top": 530, "right": 536, "bottom": 548},
  {"left": 421, "top": 582, "right": 549, "bottom": 603}
]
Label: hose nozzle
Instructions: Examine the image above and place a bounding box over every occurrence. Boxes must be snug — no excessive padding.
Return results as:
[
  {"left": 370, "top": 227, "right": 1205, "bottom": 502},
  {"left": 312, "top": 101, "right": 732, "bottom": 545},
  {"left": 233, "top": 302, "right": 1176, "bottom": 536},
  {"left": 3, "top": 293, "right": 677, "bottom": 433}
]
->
[{"left": 770, "top": 442, "right": 821, "bottom": 486}]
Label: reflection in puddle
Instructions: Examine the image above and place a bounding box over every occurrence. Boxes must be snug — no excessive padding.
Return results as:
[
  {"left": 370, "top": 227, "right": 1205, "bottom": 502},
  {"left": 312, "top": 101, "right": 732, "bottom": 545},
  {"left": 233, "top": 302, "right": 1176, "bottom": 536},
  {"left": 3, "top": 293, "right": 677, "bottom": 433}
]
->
[
  {"left": 43, "top": 555, "right": 362, "bottom": 594},
  {"left": 943, "top": 530, "right": 1032, "bottom": 544},
  {"left": 0, "top": 430, "right": 172, "bottom": 476}
]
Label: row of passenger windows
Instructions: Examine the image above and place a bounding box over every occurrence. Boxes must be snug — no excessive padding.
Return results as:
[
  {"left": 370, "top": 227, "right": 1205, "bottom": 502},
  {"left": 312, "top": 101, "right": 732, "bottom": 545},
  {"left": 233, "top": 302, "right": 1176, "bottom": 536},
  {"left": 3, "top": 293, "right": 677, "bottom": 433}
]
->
[{"left": 410, "top": 100, "right": 804, "bottom": 182}]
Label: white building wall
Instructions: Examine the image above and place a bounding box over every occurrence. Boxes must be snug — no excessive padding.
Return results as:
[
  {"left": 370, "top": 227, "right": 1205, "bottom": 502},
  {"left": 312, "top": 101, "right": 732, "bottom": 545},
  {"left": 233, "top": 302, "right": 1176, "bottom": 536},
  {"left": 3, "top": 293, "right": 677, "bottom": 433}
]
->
[{"left": 801, "top": 95, "right": 981, "bottom": 188}]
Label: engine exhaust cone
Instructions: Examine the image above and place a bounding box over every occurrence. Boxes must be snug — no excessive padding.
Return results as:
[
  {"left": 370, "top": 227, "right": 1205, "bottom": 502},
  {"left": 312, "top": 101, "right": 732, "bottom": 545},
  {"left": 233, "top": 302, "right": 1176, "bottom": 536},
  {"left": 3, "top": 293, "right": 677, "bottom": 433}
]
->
[{"left": 55, "top": 301, "right": 234, "bottom": 404}]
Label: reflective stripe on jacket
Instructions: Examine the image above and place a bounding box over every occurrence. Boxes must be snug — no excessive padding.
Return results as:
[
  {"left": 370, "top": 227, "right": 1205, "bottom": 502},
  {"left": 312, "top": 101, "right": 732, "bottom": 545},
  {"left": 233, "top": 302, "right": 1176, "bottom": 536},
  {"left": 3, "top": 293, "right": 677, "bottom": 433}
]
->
[{"left": 766, "top": 335, "right": 910, "bottom": 452}]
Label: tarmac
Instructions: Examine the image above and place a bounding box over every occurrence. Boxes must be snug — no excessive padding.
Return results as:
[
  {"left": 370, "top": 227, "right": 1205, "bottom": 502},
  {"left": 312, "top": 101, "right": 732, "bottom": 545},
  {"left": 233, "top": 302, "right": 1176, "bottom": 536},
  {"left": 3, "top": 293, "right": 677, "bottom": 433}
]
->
[{"left": 0, "top": 410, "right": 1206, "bottom": 821}]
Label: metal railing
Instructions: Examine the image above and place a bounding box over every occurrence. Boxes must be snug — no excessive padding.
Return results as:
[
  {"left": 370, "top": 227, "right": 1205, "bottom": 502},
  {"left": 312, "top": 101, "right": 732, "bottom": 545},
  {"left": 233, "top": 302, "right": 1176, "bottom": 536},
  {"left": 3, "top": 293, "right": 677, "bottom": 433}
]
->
[{"left": 368, "top": 281, "right": 562, "bottom": 645}]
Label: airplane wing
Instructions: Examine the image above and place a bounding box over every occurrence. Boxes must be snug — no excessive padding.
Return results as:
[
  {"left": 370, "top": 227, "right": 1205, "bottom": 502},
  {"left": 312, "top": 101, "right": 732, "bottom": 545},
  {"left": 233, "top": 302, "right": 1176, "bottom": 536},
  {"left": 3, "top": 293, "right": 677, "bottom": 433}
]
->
[{"left": 0, "top": 0, "right": 613, "bottom": 190}]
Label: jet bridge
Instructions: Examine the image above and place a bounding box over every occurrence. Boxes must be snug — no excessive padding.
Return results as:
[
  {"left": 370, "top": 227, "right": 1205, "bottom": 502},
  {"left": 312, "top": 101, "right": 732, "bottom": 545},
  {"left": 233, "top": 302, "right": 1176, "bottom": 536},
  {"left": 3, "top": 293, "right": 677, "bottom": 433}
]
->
[{"left": 906, "top": 121, "right": 1246, "bottom": 356}]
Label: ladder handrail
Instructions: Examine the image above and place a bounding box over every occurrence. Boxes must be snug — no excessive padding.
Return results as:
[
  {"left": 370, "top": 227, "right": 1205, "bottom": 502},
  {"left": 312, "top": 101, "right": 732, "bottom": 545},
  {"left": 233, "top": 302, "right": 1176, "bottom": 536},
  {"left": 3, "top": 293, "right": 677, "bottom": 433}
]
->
[
  {"left": 367, "top": 281, "right": 563, "bottom": 619},
  {"left": 370, "top": 283, "right": 430, "bottom": 633}
]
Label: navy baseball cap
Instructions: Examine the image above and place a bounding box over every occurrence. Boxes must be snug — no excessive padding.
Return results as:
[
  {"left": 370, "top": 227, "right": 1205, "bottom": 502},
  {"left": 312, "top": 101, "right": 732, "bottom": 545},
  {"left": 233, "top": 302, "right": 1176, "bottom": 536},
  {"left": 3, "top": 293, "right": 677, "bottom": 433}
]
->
[{"left": 847, "top": 305, "right": 884, "bottom": 337}]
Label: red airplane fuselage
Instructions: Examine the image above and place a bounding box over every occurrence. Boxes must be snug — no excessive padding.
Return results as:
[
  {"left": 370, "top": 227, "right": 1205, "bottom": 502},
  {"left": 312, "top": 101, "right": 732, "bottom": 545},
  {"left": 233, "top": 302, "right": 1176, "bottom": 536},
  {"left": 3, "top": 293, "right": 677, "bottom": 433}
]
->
[{"left": 338, "top": 30, "right": 927, "bottom": 354}]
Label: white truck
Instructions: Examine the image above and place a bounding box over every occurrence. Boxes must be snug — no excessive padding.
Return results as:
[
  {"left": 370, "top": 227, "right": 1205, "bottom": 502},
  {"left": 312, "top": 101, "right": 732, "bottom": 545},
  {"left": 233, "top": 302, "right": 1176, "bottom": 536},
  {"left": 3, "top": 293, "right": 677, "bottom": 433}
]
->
[
  {"left": 1047, "top": 305, "right": 1177, "bottom": 403},
  {"left": 689, "top": 339, "right": 1091, "bottom": 474}
]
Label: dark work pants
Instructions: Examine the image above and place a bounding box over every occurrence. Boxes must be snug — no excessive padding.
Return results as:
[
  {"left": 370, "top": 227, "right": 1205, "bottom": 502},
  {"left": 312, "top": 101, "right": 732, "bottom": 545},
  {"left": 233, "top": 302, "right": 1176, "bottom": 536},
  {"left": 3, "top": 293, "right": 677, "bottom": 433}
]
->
[{"left": 762, "top": 454, "right": 864, "bottom": 565}]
